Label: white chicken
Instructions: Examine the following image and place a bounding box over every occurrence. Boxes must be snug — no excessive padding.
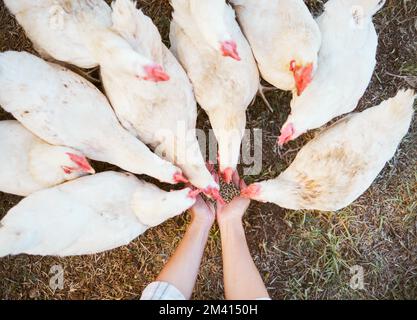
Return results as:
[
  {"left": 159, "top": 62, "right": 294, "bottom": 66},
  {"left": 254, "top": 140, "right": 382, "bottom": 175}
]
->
[
  {"left": 278, "top": 0, "right": 386, "bottom": 145},
  {"left": 0, "top": 51, "right": 185, "bottom": 184},
  {"left": 4, "top": 0, "right": 169, "bottom": 82},
  {"left": 101, "top": 0, "right": 220, "bottom": 199},
  {"left": 0, "top": 171, "right": 195, "bottom": 257},
  {"left": 230, "top": 0, "right": 321, "bottom": 95},
  {"left": 169, "top": 0, "right": 260, "bottom": 183},
  {"left": 0, "top": 120, "right": 94, "bottom": 196},
  {"left": 242, "top": 89, "right": 415, "bottom": 211}
]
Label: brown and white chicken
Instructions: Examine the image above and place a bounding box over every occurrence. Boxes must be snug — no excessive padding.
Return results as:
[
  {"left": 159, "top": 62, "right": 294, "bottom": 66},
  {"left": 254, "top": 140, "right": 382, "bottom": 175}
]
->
[{"left": 242, "top": 90, "right": 416, "bottom": 211}]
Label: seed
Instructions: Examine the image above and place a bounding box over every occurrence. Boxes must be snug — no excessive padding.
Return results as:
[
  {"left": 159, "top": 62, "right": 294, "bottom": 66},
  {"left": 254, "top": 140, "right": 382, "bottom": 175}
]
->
[{"left": 219, "top": 180, "right": 241, "bottom": 204}]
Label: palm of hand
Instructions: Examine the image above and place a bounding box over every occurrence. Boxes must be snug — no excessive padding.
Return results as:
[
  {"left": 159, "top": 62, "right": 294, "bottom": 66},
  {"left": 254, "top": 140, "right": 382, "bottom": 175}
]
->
[
  {"left": 189, "top": 196, "right": 216, "bottom": 227},
  {"left": 215, "top": 170, "right": 250, "bottom": 225},
  {"left": 216, "top": 196, "right": 250, "bottom": 225},
  {"left": 189, "top": 170, "right": 251, "bottom": 227}
]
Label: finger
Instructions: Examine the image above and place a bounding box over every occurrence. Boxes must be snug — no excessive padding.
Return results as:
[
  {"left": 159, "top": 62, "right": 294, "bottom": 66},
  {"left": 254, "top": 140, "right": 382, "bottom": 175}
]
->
[
  {"left": 231, "top": 196, "right": 251, "bottom": 212},
  {"left": 206, "top": 200, "right": 215, "bottom": 212},
  {"left": 239, "top": 178, "right": 248, "bottom": 190},
  {"left": 212, "top": 170, "right": 220, "bottom": 184},
  {"left": 232, "top": 170, "right": 240, "bottom": 187},
  {"left": 206, "top": 161, "right": 215, "bottom": 173},
  {"left": 216, "top": 199, "right": 225, "bottom": 212},
  {"left": 190, "top": 195, "right": 206, "bottom": 212},
  {"left": 194, "top": 195, "right": 204, "bottom": 206},
  {"left": 207, "top": 202, "right": 216, "bottom": 216}
]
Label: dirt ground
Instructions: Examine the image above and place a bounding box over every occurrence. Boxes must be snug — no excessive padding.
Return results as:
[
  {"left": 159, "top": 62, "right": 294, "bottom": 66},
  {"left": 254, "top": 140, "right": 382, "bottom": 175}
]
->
[{"left": 0, "top": 0, "right": 416, "bottom": 300}]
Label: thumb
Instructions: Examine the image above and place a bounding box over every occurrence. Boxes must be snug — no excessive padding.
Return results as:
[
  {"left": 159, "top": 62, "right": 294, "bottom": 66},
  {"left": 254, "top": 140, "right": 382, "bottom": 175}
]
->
[
  {"left": 207, "top": 201, "right": 216, "bottom": 214},
  {"left": 216, "top": 199, "right": 225, "bottom": 213},
  {"left": 231, "top": 196, "right": 251, "bottom": 212}
]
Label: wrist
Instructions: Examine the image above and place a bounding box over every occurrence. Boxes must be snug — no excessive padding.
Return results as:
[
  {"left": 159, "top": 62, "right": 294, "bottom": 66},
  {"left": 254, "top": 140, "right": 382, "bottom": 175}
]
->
[
  {"left": 219, "top": 218, "right": 246, "bottom": 246},
  {"left": 218, "top": 216, "right": 244, "bottom": 231},
  {"left": 190, "top": 217, "right": 213, "bottom": 232}
]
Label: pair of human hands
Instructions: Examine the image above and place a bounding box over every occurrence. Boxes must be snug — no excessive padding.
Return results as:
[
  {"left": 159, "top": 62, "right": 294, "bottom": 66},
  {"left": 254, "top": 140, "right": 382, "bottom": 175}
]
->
[{"left": 189, "top": 172, "right": 250, "bottom": 228}]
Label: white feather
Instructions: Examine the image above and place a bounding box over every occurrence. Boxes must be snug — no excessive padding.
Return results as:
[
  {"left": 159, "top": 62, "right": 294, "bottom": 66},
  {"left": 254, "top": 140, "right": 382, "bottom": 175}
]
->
[
  {"left": 0, "top": 171, "right": 195, "bottom": 257},
  {"left": 3, "top": 0, "right": 112, "bottom": 68},
  {"left": 281, "top": 0, "right": 385, "bottom": 140},
  {"left": 230, "top": 0, "right": 321, "bottom": 91},
  {"left": 104, "top": 0, "right": 218, "bottom": 191},
  {"left": 0, "top": 51, "right": 182, "bottom": 184},
  {"left": 169, "top": 0, "right": 259, "bottom": 173},
  {"left": 0, "top": 120, "right": 92, "bottom": 196},
  {"left": 251, "top": 89, "right": 415, "bottom": 211}
]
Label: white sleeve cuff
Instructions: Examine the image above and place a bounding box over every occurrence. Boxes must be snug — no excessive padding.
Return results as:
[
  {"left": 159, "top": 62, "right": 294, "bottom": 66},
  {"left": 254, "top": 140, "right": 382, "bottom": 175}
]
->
[{"left": 140, "top": 281, "right": 186, "bottom": 300}]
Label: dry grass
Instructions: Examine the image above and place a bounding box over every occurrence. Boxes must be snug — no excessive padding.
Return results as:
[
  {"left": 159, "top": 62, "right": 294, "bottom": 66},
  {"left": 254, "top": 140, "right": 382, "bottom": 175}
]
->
[{"left": 0, "top": 0, "right": 416, "bottom": 300}]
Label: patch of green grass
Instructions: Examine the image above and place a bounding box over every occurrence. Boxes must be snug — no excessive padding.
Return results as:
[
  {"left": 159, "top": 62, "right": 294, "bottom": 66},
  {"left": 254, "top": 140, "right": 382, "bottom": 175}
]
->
[{"left": 400, "top": 63, "right": 417, "bottom": 76}]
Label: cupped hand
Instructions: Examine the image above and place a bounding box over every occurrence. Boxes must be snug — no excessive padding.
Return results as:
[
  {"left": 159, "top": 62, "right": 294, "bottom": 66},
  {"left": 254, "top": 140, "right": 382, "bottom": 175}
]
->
[
  {"left": 216, "top": 171, "right": 250, "bottom": 226},
  {"left": 189, "top": 195, "right": 216, "bottom": 228}
]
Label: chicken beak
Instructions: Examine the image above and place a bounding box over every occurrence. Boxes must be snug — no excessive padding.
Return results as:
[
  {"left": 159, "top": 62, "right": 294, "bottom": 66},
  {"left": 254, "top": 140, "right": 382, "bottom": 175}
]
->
[
  {"left": 221, "top": 40, "right": 241, "bottom": 61},
  {"left": 143, "top": 64, "right": 170, "bottom": 82},
  {"left": 173, "top": 172, "right": 189, "bottom": 184},
  {"left": 241, "top": 183, "right": 261, "bottom": 199},
  {"left": 277, "top": 123, "right": 295, "bottom": 146},
  {"left": 66, "top": 153, "right": 95, "bottom": 174},
  {"left": 222, "top": 167, "right": 234, "bottom": 184}
]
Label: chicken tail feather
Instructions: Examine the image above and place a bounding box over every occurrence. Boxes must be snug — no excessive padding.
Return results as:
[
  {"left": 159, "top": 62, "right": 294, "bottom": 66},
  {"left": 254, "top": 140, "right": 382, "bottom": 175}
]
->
[
  {"left": 0, "top": 225, "right": 21, "bottom": 257},
  {"left": 386, "top": 89, "right": 416, "bottom": 122}
]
